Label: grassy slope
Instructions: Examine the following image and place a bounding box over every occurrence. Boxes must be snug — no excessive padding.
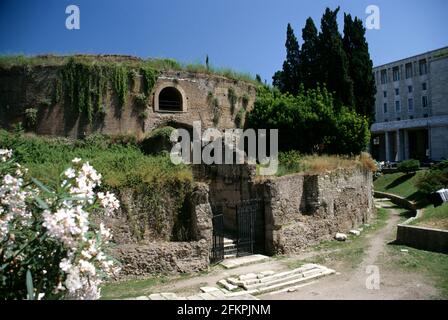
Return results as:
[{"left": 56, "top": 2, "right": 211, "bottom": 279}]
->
[
  {"left": 374, "top": 171, "right": 448, "bottom": 229},
  {"left": 374, "top": 171, "right": 426, "bottom": 201},
  {"left": 0, "top": 131, "right": 192, "bottom": 190}
]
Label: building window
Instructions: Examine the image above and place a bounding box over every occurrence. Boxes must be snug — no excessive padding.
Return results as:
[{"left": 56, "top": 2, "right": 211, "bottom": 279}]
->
[
  {"left": 383, "top": 91, "right": 387, "bottom": 98},
  {"left": 395, "top": 100, "right": 401, "bottom": 112},
  {"left": 422, "top": 96, "right": 428, "bottom": 108},
  {"left": 395, "top": 88, "right": 400, "bottom": 96},
  {"left": 424, "top": 114, "right": 428, "bottom": 118},
  {"left": 409, "top": 116, "right": 414, "bottom": 120},
  {"left": 419, "top": 59, "right": 427, "bottom": 75},
  {"left": 158, "top": 87, "right": 183, "bottom": 112},
  {"left": 405, "top": 63, "right": 413, "bottom": 78},
  {"left": 393, "top": 67, "right": 400, "bottom": 81},
  {"left": 422, "top": 82, "right": 427, "bottom": 91},
  {"left": 408, "top": 98, "right": 414, "bottom": 112},
  {"left": 381, "top": 69, "right": 388, "bottom": 84},
  {"left": 383, "top": 103, "right": 388, "bottom": 114},
  {"left": 408, "top": 85, "right": 413, "bottom": 93},
  {"left": 397, "top": 117, "right": 401, "bottom": 121}
]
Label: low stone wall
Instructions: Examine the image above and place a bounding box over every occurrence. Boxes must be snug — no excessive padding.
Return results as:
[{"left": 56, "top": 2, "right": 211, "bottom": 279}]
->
[
  {"left": 374, "top": 191, "right": 417, "bottom": 213},
  {"left": 262, "top": 168, "right": 374, "bottom": 255},
  {"left": 396, "top": 224, "right": 448, "bottom": 253},
  {"left": 113, "top": 240, "right": 210, "bottom": 278}
]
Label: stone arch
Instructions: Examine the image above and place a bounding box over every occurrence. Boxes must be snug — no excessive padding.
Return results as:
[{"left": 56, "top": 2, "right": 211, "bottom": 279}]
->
[{"left": 154, "top": 84, "right": 188, "bottom": 113}]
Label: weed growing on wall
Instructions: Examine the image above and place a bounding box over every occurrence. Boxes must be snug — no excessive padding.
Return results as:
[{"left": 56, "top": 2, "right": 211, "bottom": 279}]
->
[
  {"left": 228, "top": 87, "right": 238, "bottom": 114},
  {"left": 207, "top": 92, "right": 221, "bottom": 126}
]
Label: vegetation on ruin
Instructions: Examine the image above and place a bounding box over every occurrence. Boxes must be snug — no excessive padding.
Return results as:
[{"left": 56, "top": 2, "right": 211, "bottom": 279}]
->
[
  {"left": 234, "top": 108, "right": 245, "bottom": 128},
  {"left": 275, "top": 151, "right": 376, "bottom": 176},
  {"left": 0, "top": 130, "right": 193, "bottom": 241},
  {"left": 207, "top": 92, "right": 222, "bottom": 126},
  {"left": 227, "top": 87, "right": 237, "bottom": 114},
  {"left": 0, "top": 54, "right": 258, "bottom": 85}
]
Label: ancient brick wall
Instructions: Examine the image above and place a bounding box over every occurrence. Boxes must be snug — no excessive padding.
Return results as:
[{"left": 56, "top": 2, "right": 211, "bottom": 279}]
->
[{"left": 0, "top": 66, "right": 256, "bottom": 138}]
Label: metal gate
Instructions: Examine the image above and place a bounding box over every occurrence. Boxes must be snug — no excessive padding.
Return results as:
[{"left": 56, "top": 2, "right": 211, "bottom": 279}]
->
[
  {"left": 210, "top": 205, "right": 224, "bottom": 263},
  {"left": 236, "top": 199, "right": 259, "bottom": 257}
]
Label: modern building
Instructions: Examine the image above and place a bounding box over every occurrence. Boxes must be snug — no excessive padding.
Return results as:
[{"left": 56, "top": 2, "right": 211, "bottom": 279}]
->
[{"left": 370, "top": 47, "right": 448, "bottom": 162}]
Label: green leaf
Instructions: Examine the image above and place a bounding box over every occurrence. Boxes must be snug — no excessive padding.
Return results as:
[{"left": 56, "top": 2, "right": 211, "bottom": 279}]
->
[
  {"left": 31, "top": 178, "right": 54, "bottom": 194},
  {"left": 26, "top": 269, "right": 34, "bottom": 300},
  {"left": 35, "top": 196, "right": 49, "bottom": 210}
]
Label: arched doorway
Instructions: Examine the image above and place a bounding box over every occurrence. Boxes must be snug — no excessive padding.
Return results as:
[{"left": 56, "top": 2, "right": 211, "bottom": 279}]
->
[{"left": 158, "top": 87, "right": 183, "bottom": 112}]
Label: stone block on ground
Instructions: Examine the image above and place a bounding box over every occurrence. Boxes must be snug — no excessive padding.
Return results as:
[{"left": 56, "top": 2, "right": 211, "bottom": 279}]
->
[
  {"left": 161, "top": 292, "right": 178, "bottom": 300},
  {"left": 220, "top": 254, "right": 270, "bottom": 269},
  {"left": 200, "top": 286, "right": 219, "bottom": 293},
  {"left": 239, "top": 273, "right": 258, "bottom": 281},
  {"left": 335, "top": 233, "right": 347, "bottom": 241},
  {"left": 218, "top": 279, "right": 238, "bottom": 291}
]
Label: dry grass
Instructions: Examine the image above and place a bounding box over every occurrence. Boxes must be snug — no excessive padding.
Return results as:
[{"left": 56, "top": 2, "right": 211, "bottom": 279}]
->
[{"left": 275, "top": 152, "right": 377, "bottom": 176}]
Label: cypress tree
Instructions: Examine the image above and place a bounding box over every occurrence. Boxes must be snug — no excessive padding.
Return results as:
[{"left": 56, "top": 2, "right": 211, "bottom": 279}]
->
[
  {"left": 272, "top": 23, "right": 301, "bottom": 95},
  {"left": 343, "top": 13, "right": 376, "bottom": 122},
  {"left": 300, "top": 17, "right": 320, "bottom": 90},
  {"left": 318, "top": 7, "right": 354, "bottom": 109}
]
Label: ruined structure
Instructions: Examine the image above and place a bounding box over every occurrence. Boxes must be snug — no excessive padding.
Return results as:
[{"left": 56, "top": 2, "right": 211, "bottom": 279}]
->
[
  {"left": 0, "top": 55, "right": 375, "bottom": 279},
  {"left": 109, "top": 163, "right": 374, "bottom": 278},
  {"left": 0, "top": 55, "right": 256, "bottom": 138}
]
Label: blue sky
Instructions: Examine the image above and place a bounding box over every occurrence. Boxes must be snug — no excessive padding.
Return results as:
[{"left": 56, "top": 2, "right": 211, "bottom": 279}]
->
[{"left": 0, "top": 0, "right": 447, "bottom": 83}]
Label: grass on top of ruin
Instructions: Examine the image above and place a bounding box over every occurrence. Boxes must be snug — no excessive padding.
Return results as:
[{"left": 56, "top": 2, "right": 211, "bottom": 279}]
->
[
  {"left": 0, "top": 54, "right": 259, "bottom": 85},
  {"left": 271, "top": 151, "right": 377, "bottom": 177}
]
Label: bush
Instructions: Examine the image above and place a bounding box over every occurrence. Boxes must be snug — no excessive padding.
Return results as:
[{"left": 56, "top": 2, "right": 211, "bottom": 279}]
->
[
  {"left": 398, "top": 159, "right": 420, "bottom": 174},
  {"left": 139, "top": 126, "right": 175, "bottom": 155},
  {"left": 416, "top": 170, "right": 448, "bottom": 195},
  {"left": 246, "top": 86, "right": 370, "bottom": 155},
  {"left": 0, "top": 150, "right": 119, "bottom": 299},
  {"left": 24, "top": 108, "right": 38, "bottom": 129}
]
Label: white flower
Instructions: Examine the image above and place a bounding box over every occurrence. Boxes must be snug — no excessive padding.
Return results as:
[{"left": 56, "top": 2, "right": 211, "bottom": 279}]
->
[
  {"left": 0, "top": 149, "right": 12, "bottom": 162},
  {"left": 64, "top": 168, "right": 76, "bottom": 179},
  {"left": 97, "top": 191, "right": 119, "bottom": 215},
  {"left": 72, "top": 158, "right": 82, "bottom": 164},
  {"left": 59, "top": 258, "right": 72, "bottom": 272}
]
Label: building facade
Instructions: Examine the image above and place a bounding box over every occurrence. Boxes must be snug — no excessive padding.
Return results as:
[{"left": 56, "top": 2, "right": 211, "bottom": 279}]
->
[{"left": 371, "top": 47, "right": 448, "bottom": 162}]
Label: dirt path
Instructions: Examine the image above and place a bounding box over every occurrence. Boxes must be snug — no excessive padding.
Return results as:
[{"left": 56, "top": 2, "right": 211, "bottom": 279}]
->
[{"left": 264, "top": 207, "right": 439, "bottom": 300}]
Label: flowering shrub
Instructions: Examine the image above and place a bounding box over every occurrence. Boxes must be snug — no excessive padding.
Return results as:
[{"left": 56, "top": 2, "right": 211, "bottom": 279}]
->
[{"left": 0, "top": 150, "right": 120, "bottom": 300}]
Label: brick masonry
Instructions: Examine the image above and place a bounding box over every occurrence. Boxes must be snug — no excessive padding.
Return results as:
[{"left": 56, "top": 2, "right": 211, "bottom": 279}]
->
[{"left": 0, "top": 66, "right": 257, "bottom": 138}]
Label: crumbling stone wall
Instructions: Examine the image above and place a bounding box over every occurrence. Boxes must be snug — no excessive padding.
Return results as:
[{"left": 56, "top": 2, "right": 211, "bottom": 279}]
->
[
  {"left": 108, "top": 183, "right": 213, "bottom": 279},
  {"left": 263, "top": 168, "right": 374, "bottom": 254}
]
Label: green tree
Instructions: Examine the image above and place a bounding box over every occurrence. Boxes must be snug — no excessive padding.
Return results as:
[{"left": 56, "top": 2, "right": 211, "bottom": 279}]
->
[
  {"left": 318, "top": 7, "right": 354, "bottom": 109},
  {"left": 246, "top": 86, "right": 369, "bottom": 155},
  {"left": 300, "top": 17, "right": 320, "bottom": 90},
  {"left": 343, "top": 14, "right": 376, "bottom": 122},
  {"left": 272, "top": 23, "right": 301, "bottom": 95}
]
